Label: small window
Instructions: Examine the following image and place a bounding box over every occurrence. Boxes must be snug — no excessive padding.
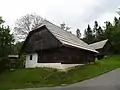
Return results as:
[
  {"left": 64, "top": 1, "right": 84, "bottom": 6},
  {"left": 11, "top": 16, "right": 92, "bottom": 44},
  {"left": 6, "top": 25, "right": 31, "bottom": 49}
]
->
[{"left": 30, "top": 55, "right": 32, "bottom": 60}]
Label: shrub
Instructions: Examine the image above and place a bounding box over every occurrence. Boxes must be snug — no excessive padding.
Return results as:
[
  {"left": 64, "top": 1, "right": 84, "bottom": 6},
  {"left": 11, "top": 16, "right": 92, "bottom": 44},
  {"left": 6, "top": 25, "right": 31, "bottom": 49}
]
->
[{"left": 0, "top": 56, "right": 9, "bottom": 73}]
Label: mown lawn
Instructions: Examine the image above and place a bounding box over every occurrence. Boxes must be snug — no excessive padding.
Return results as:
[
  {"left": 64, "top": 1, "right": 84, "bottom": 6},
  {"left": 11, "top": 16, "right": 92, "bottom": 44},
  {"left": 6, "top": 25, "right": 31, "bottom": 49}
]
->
[{"left": 0, "top": 55, "right": 120, "bottom": 90}]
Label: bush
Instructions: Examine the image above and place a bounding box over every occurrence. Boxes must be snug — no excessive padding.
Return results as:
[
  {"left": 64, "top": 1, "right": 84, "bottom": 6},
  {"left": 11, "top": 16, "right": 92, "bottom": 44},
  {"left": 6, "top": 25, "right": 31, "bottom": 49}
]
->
[
  {"left": 0, "top": 56, "right": 9, "bottom": 73},
  {"left": 16, "top": 54, "right": 25, "bottom": 68}
]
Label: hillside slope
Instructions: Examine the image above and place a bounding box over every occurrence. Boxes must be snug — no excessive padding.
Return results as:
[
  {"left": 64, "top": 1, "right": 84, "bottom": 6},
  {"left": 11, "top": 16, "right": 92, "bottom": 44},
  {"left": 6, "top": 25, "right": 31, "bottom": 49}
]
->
[{"left": 0, "top": 55, "right": 120, "bottom": 90}]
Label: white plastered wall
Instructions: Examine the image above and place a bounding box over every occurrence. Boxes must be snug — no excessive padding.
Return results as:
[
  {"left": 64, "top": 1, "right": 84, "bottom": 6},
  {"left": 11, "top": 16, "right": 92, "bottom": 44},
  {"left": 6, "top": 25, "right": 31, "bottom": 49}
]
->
[{"left": 25, "top": 53, "right": 38, "bottom": 68}]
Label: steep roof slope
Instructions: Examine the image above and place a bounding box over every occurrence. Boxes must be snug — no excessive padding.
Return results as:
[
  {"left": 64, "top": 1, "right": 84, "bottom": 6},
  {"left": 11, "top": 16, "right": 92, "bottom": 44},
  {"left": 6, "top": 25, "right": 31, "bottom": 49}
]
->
[
  {"left": 38, "top": 20, "right": 98, "bottom": 53},
  {"left": 89, "top": 39, "right": 108, "bottom": 50}
]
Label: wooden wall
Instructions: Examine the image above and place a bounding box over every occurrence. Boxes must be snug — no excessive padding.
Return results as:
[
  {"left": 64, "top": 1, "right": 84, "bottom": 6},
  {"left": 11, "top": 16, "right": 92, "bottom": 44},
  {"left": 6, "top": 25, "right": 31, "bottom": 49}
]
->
[
  {"left": 97, "top": 41, "right": 114, "bottom": 56},
  {"left": 37, "top": 46, "right": 94, "bottom": 64},
  {"left": 24, "top": 27, "right": 61, "bottom": 53}
]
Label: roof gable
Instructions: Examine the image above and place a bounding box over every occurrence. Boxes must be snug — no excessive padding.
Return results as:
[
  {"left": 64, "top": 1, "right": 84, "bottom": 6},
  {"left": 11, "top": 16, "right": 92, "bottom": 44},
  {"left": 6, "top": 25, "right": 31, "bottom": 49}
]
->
[
  {"left": 38, "top": 20, "right": 98, "bottom": 53},
  {"left": 22, "top": 26, "right": 62, "bottom": 53}
]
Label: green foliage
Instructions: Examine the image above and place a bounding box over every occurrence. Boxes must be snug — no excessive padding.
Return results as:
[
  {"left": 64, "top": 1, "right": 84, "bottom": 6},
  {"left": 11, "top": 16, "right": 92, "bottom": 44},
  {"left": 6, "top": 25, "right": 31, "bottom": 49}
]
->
[
  {"left": 14, "top": 41, "right": 25, "bottom": 68},
  {"left": 0, "top": 22, "right": 14, "bottom": 56},
  {"left": 17, "top": 54, "right": 25, "bottom": 68},
  {"left": 0, "top": 16, "right": 14, "bottom": 73},
  {"left": 0, "top": 17, "right": 4, "bottom": 24},
  {"left": 104, "top": 18, "right": 120, "bottom": 52},
  {"left": 93, "top": 21, "right": 104, "bottom": 41},
  {"left": 0, "top": 55, "right": 120, "bottom": 89},
  {"left": 12, "top": 41, "right": 24, "bottom": 54},
  {"left": 0, "top": 57, "right": 9, "bottom": 73},
  {"left": 96, "top": 26, "right": 104, "bottom": 40},
  {"left": 83, "top": 25, "right": 95, "bottom": 44},
  {"left": 104, "top": 21, "right": 113, "bottom": 40},
  {"left": 83, "top": 16, "right": 120, "bottom": 52},
  {"left": 93, "top": 21, "right": 98, "bottom": 33}
]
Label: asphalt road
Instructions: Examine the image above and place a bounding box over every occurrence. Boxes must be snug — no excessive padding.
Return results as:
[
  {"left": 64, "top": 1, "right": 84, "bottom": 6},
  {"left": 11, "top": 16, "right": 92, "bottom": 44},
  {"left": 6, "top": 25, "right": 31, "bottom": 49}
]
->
[{"left": 16, "top": 68, "right": 120, "bottom": 90}]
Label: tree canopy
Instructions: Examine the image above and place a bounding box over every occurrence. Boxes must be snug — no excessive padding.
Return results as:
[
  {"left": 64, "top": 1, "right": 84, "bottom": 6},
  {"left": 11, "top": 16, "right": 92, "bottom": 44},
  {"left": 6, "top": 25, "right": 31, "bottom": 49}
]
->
[
  {"left": 83, "top": 25, "right": 95, "bottom": 44},
  {"left": 83, "top": 16, "right": 120, "bottom": 53},
  {"left": 14, "top": 13, "right": 44, "bottom": 41},
  {"left": 0, "top": 17, "right": 14, "bottom": 73}
]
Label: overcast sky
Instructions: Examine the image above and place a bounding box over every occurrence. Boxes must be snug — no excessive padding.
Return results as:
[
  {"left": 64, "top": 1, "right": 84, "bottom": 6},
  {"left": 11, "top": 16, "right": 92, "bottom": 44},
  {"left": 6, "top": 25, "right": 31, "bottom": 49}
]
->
[{"left": 0, "top": 0, "right": 120, "bottom": 34}]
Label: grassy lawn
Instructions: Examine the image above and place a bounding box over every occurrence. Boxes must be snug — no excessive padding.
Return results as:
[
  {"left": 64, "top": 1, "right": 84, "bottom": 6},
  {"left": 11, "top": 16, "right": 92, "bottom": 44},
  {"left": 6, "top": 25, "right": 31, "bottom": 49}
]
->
[{"left": 0, "top": 54, "right": 120, "bottom": 90}]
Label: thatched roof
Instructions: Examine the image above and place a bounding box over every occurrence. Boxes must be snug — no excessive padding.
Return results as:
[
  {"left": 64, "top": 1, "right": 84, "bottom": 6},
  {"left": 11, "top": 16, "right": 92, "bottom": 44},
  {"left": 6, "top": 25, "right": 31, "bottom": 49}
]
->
[
  {"left": 89, "top": 39, "right": 108, "bottom": 50},
  {"left": 35, "top": 20, "right": 98, "bottom": 53}
]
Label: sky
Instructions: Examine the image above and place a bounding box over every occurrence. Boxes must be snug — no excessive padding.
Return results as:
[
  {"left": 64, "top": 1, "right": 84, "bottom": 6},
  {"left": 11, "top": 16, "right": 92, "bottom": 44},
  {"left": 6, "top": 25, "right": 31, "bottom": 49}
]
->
[{"left": 0, "top": 0, "right": 120, "bottom": 35}]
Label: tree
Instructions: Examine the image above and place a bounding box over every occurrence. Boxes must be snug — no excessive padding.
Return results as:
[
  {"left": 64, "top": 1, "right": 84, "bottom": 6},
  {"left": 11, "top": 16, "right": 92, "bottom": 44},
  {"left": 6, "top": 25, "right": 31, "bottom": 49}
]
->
[
  {"left": 114, "top": 17, "right": 119, "bottom": 27},
  {"left": 0, "top": 25, "right": 14, "bottom": 57},
  {"left": 96, "top": 26, "right": 104, "bottom": 41},
  {"left": 14, "top": 13, "right": 44, "bottom": 41},
  {"left": 116, "top": 7, "right": 120, "bottom": 15},
  {"left": 76, "top": 29, "right": 81, "bottom": 39},
  {"left": 93, "top": 21, "right": 104, "bottom": 41},
  {"left": 11, "top": 41, "right": 24, "bottom": 55},
  {"left": 83, "top": 25, "right": 94, "bottom": 44},
  {"left": 103, "top": 20, "right": 120, "bottom": 52},
  {"left": 60, "top": 23, "right": 65, "bottom": 30},
  {"left": 60, "top": 22, "right": 71, "bottom": 31},
  {"left": 93, "top": 21, "right": 98, "bottom": 33},
  {"left": 111, "top": 16, "right": 120, "bottom": 52},
  {"left": 82, "top": 10, "right": 120, "bottom": 53},
  {"left": 0, "top": 17, "right": 4, "bottom": 24},
  {"left": 0, "top": 17, "right": 14, "bottom": 73},
  {"left": 104, "top": 21, "right": 113, "bottom": 39}
]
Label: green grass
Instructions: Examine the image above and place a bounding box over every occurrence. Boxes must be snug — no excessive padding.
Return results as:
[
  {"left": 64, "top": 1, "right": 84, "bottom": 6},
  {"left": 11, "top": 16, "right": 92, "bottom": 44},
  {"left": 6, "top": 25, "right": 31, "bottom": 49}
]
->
[{"left": 0, "top": 54, "right": 120, "bottom": 90}]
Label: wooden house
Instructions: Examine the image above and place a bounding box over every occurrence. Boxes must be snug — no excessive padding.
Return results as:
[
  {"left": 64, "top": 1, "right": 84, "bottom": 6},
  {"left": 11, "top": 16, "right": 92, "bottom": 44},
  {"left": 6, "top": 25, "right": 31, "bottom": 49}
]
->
[
  {"left": 21, "top": 20, "right": 98, "bottom": 69},
  {"left": 89, "top": 39, "right": 114, "bottom": 59}
]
